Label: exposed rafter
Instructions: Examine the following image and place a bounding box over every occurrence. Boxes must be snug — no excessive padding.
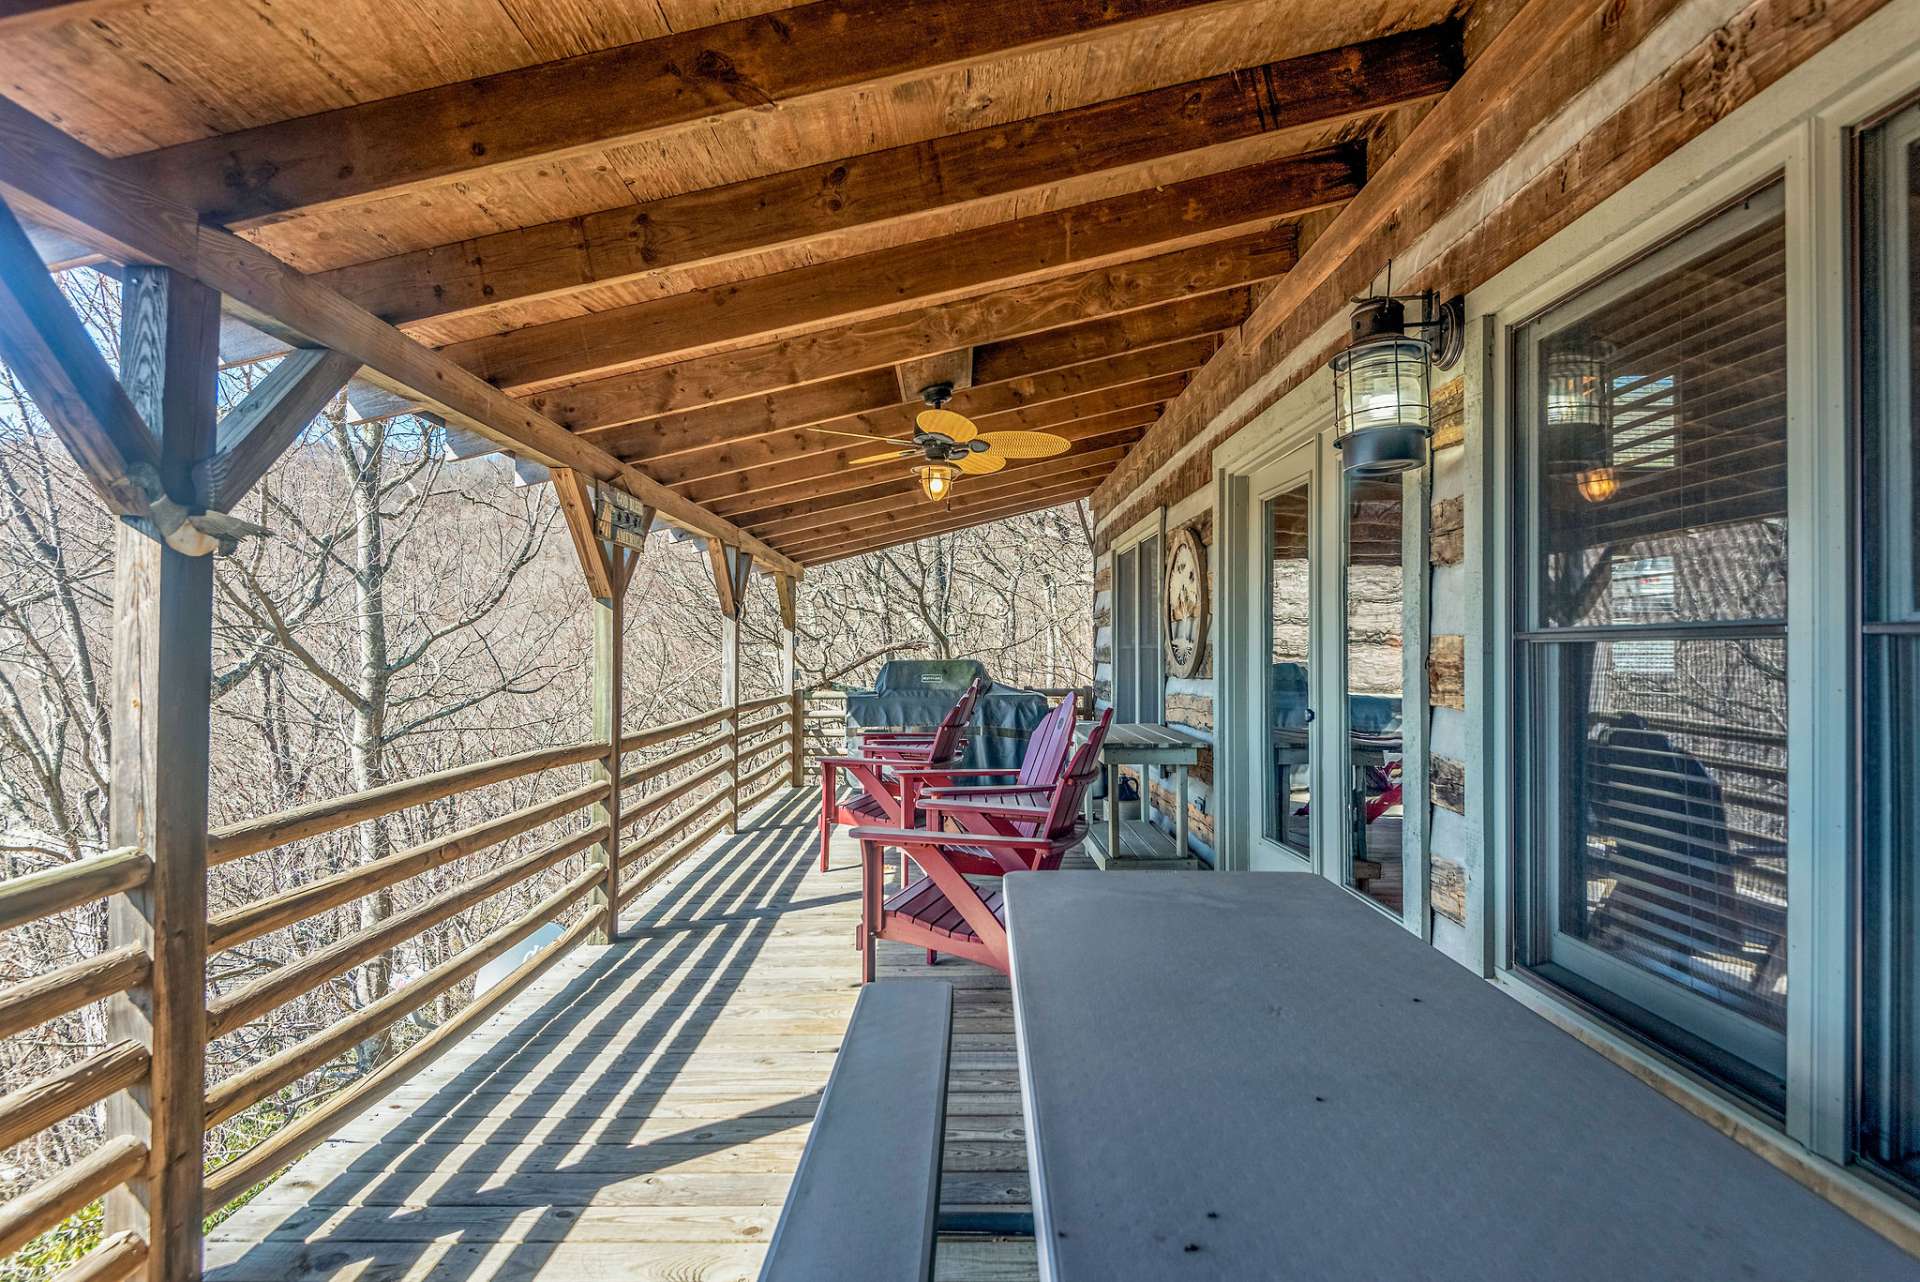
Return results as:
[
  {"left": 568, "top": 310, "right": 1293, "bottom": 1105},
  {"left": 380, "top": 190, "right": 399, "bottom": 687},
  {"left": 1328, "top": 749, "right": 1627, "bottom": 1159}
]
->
[
  {"left": 678, "top": 393, "right": 1167, "bottom": 506},
  {"left": 595, "top": 335, "right": 1211, "bottom": 482},
  {"left": 704, "top": 411, "right": 1155, "bottom": 519},
  {"left": 795, "top": 483, "right": 1105, "bottom": 565},
  {"left": 534, "top": 288, "right": 1250, "bottom": 436},
  {"left": 128, "top": 0, "right": 1253, "bottom": 225},
  {"left": 733, "top": 442, "right": 1138, "bottom": 535},
  {"left": 312, "top": 26, "right": 1455, "bottom": 328},
  {"left": 757, "top": 455, "right": 1124, "bottom": 542},
  {"left": 442, "top": 156, "right": 1352, "bottom": 391}
]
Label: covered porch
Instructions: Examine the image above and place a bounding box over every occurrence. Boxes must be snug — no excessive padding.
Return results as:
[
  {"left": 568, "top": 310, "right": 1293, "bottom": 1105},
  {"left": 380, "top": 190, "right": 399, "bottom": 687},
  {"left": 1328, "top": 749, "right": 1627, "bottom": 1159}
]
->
[{"left": 6, "top": 0, "right": 1920, "bottom": 1278}]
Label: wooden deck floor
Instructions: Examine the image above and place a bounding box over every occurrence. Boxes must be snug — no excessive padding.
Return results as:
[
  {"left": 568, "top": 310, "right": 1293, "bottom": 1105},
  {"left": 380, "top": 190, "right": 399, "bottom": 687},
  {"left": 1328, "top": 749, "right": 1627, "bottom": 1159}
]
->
[{"left": 206, "top": 787, "right": 1040, "bottom": 1282}]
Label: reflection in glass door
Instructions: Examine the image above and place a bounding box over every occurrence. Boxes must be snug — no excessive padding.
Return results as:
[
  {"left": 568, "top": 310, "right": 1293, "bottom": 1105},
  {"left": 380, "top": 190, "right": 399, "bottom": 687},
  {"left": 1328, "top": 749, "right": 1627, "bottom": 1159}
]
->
[
  {"left": 1265, "top": 482, "right": 1313, "bottom": 854},
  {"left": 1343, "top": 476, "right": 1406, "bottom": 912}
]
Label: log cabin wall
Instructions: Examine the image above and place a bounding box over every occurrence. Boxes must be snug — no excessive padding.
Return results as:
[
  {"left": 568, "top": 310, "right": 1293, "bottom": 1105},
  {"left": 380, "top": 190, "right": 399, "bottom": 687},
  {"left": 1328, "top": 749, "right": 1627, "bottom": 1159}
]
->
[{"left": 1090, "top": 0, "right": 1920, "bottom": 1238}]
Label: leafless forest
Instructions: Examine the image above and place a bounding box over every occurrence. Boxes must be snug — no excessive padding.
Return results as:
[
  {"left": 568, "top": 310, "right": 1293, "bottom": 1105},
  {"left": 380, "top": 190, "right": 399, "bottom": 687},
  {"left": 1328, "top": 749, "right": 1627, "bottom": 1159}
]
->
[{"left": 0, "top": 269, "right": 1091, "bottom": 1268}]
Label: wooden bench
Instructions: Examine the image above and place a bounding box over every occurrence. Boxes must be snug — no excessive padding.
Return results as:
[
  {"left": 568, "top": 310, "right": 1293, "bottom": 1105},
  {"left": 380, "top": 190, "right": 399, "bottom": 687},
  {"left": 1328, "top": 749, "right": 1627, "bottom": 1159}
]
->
[{"left": 759, "top": 980, "right": 953, "bottom": 1282}]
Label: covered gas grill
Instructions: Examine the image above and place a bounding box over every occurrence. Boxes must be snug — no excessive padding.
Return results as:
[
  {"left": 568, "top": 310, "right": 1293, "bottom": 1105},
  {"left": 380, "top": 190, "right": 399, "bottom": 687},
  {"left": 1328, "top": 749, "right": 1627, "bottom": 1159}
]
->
[{"left": 844, "top": 659, "right": 1054, "bottom": 772}]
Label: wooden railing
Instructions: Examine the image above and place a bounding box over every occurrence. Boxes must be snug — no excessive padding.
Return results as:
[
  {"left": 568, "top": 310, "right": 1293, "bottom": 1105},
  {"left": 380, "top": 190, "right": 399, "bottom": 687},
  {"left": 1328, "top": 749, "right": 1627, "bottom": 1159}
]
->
[{"left": 0, "top": 674, "right": 880, "bottom": 1281}]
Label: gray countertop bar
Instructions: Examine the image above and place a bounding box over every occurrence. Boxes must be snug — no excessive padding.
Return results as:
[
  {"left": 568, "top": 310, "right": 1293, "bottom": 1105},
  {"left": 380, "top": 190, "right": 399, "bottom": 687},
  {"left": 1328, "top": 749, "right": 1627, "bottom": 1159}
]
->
[{"left": 1003, "top": 871, "right": 1920, "bottom": 1282}]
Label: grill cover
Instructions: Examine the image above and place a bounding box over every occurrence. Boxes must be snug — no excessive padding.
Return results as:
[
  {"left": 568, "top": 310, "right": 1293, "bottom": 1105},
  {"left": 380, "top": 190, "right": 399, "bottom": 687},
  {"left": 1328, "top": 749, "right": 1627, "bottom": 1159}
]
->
[{"left": 845, "top": 660, "right": 1053, "bottom": 772}]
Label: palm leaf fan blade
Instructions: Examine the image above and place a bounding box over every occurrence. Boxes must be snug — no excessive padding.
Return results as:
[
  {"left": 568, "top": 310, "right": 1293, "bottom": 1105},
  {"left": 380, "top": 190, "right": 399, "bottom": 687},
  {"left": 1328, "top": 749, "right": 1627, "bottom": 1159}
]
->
[
  {"left": 851, "top": 449, "right": 916, "bottom": 464},
  {"left": 977, "top": 430, "right": 1070, "bottom": 459},
  {"left": 955, "top": 451, "right": 1006, "bottom": 476},
  {"left": 915, "top": 408, "right": 978, "bottom": 443}
]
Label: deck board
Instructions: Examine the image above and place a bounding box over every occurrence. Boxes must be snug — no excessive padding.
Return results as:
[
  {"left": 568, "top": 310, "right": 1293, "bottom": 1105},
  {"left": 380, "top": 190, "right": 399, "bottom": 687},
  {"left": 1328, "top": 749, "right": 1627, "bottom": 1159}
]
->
[{"left": 207, "top": 787, "right": 1058, "bottom": 1282}]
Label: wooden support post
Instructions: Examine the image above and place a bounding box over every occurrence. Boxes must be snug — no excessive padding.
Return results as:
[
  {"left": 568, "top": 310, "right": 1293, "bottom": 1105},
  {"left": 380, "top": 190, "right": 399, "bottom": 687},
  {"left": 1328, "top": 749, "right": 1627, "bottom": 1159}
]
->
[
  {"left": 589, "top": 580, "right": 624, "bottom": 942},
  {"left": 552, "top": 468, "right": 640, "bottom": 943},
  {"left": 105, "top": 265, "right": 221, "bottom": 1282},
  {"left": 721, "top": 608, "right": 741, "bottom": 834},
  {"left": 777, "top": 574, "right": 803, "bottom": 788},
  {"left": 710, "top": 541, "right": 750, "bottom": 832}
]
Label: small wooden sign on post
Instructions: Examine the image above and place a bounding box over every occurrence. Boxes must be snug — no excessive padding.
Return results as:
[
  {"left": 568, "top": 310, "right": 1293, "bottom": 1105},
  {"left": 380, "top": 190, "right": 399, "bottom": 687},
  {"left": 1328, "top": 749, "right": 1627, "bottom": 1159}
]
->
[{"left": 594, "top": 484, "right": 653, "bottom": 551}]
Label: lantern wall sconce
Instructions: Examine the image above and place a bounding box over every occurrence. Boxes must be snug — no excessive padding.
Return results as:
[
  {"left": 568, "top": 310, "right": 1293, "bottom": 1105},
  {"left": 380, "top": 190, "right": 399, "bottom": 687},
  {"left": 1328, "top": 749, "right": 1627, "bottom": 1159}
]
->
[{"left": 1331, "top": 291, "right": 1465, "bottom": 476}]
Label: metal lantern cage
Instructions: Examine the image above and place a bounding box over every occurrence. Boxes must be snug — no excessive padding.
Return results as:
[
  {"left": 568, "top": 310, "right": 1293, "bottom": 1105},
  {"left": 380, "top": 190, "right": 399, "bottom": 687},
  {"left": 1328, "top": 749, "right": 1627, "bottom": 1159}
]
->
[
  {"left": 914, "top": 462, "right": 959, "bottom": 502},
  {"left": 1331, "top": 292, "right": 1463, "bottom": 476}
]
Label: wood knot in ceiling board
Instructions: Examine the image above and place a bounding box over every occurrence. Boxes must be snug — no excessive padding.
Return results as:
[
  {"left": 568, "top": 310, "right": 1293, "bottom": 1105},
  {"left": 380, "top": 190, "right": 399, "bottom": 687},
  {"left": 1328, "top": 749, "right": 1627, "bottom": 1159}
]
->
[
  {"left": 624, "top": 211, "right": 660, "bottom": 266},
  {"left": 814, "top": 165, "right": 851, "bottom": 215},
  {"left": 686, "top": 50, "right": 777, "bottom": 111}
]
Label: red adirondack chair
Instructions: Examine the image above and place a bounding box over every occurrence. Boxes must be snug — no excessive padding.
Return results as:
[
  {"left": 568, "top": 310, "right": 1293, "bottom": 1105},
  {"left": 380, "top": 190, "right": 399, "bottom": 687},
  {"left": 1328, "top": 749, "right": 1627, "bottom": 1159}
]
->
[
  {"left": 885, "top": 695, "right": 1080, "bottom": 877},
  {"left": 850, "top": 708, "right": 1112, "bottom": 981},
  {"left": 818, "top": 678, "right": 987, "bottom": 872}
]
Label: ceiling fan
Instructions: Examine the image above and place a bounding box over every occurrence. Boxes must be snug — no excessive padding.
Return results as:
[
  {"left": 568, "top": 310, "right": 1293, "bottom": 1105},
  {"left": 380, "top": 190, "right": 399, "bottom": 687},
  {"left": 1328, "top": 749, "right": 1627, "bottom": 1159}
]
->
[{"left": 805, "top": 382, "right": 1070, "bottom": 502}]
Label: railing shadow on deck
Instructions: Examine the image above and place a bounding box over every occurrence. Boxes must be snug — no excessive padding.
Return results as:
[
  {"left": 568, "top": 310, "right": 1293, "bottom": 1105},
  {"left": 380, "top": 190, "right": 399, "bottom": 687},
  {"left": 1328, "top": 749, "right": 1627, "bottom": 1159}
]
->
[{"left": 208, "top": 788, "right": 848, "bottom": 1281}]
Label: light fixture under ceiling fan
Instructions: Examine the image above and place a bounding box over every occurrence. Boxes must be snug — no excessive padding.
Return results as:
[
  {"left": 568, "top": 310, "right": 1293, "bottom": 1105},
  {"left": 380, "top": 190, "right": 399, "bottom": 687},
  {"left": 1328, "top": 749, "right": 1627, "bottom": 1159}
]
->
[{"left": 803, "top": 382, "right": 1071, "bottom": 502}]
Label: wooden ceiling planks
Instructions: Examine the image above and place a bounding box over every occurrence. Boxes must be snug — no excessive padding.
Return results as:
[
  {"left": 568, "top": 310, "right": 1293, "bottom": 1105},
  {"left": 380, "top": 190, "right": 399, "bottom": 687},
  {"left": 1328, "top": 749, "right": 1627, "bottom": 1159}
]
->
[{"left": 0, "top": 1, "right": 1479, "bottom": 568}]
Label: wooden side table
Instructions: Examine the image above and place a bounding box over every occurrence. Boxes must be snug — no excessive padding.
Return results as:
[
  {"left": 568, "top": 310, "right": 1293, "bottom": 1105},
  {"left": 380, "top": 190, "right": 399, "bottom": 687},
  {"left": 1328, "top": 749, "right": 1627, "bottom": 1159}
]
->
[{"left": 1077, "top": 721, "right": 1205, "bottom": 869}]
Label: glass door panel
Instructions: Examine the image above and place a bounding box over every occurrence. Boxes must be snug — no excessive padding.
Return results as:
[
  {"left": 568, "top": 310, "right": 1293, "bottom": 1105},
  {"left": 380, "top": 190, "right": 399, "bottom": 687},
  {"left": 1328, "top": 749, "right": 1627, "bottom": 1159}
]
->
[
  {"left": 1342, "top": 475, "right": 1406, "bottom": 912},
  {"left": 1265, "top": 481, "right": 1313, "bottom": 854}
]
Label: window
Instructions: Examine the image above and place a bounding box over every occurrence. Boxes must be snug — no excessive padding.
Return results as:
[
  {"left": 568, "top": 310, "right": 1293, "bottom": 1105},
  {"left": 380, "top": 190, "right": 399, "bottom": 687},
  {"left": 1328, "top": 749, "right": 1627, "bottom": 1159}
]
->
[
  {"left": 1266, "top": 482, "right": 1313, "bottom": 853},
  {"left": 1513, "top": 183, "right": 1790, "bottom": 1109},
  {"left": 1110, "top": 530, "right": 1164, "bottom": 724},
  {"left": 1343, "top": 475, "right": 1406, "bottom": 912},
  {"left": 1857, "top": 102, "right": 1920, "bottom": 1192}
]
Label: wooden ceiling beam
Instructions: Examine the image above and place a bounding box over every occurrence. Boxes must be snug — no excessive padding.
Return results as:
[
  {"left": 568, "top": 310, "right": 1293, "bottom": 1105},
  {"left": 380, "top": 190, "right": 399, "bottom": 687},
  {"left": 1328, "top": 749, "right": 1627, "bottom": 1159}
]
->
[
  {"left": 783, "top": 486, "right": 1101, "bottom": 561},
  {"left": 315, "top": 26, "right": 1457, "bottom": 328},
  {"left": 127, "top": 0, "right": 1250, "bottom": 226},
  {"left": 792, "top": 483, "right": 1105, "bottom": 565},
  {"left": 0, "top": 97, "right": 803, "bottom": 578},
  {"left": 502, "top": 222, "right": 1293, "bottom": 403},
  {"left": 599, "top": 337, "right": 1214, "bottom": 470},
  {"left": 754, "top": 454, "right": 1124, "bottom": 542},
  {"left": 704, "top": 415, "right": 1154, "bottom": 518},
  {"left": 668, "top": 379, "right": 1175, "bottom": 495},
  {"left": 539, "top": 287, "right": 1251, "bottom": 435},
  {"left": 737, "top": 443, "right": 1137, "bottom": 534},
  {"left": 443, "top": 153, "right": 1353, "bottom": 391}
]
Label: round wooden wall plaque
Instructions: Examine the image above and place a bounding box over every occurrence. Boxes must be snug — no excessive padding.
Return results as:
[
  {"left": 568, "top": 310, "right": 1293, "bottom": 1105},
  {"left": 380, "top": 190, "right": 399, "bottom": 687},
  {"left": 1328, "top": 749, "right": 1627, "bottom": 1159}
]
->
[{"left": 1163, "top": 525, "right": 1207, "bottom": 679}]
